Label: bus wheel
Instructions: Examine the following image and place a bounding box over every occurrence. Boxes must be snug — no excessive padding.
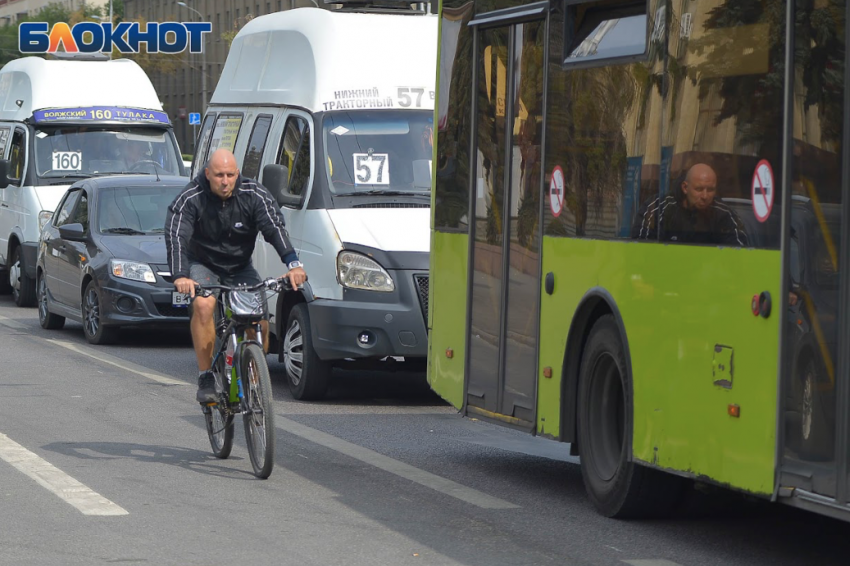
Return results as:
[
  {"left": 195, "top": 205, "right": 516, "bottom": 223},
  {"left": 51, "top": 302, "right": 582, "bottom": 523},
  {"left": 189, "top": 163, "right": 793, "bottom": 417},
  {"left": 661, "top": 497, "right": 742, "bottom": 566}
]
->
[
  {"left": 796, "top": 356, "right": 834, "bottom": 461},
  {"left": 577, "top": 314, "right": 683, "bottom": 518}
]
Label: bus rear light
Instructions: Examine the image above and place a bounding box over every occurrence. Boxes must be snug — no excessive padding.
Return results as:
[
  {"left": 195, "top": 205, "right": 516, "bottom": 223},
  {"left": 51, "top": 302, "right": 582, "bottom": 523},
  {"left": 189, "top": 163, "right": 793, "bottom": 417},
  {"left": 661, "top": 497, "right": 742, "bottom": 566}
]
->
[{"left": 728, "top": 404, "right": 741, "bottom": 418}]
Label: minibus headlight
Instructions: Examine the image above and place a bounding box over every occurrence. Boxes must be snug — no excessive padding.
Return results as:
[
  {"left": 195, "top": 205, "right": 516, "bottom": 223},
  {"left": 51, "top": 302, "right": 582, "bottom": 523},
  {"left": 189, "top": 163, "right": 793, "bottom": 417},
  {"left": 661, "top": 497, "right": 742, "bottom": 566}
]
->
[
  {"left": 111, "top": 260, "right": 156, "bottom": 283},
  {"left": 38, "top": 210, "right": 52, "bottom": 231},
  {"left": 337, "top": 251, "right": 394, "bottom": 292}
]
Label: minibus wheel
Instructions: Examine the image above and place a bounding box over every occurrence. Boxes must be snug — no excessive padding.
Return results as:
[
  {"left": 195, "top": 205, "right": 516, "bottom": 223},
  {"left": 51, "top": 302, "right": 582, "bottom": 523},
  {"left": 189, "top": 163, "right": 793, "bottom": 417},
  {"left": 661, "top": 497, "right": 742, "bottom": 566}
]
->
[
  {"left": 283, "top": 304, "right": 330, "bottom": 400},
  {"left": 10, "top": 246, "right": 35, "bottom": 307}
]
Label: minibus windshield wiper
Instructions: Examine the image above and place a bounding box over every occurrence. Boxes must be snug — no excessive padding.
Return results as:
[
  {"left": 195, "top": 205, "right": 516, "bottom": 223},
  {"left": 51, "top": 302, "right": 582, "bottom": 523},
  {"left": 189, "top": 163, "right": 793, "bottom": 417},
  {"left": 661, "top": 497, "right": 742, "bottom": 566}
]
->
[{"left": 41, "top": 172, "right": 95, "bottom": 179}]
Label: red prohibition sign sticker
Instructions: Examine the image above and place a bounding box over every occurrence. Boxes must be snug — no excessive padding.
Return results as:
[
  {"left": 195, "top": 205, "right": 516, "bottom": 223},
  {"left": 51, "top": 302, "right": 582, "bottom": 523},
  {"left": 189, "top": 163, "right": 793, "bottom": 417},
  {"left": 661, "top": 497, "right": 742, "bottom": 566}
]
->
[
  {"left": 751, "top": 159, "right": 774, "bottom": 223},
  {"left": 550, "top": 166, "right": 565, "bottom": 217}
]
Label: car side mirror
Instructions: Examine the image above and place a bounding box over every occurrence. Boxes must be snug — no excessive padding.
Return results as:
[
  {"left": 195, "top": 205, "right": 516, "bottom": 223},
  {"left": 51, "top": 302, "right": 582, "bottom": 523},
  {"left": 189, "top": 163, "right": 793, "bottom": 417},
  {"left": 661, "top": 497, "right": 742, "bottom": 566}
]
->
[
  {"left": 262, "top": 164, "right": 303, "bottom": 208},
  {"left": 58, "top": 223, "right": 86, "bottom": 241},
  {"left": 0, "top": 159, "right": 10, "bottom": 189}
]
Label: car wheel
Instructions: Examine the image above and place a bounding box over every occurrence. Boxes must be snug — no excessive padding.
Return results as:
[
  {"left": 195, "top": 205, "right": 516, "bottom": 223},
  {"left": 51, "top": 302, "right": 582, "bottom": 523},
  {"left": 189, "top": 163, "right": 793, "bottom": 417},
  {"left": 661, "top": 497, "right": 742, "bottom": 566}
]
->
[
  {"left": 82, "top": 280, "right": 118, "bottom": 345},
  {"left": 37, "top": 272, "right": 65, "bottom": 330},
  {"left": 10, "top": 246, "right": 35, "bottom": 307},
  {"left": 283, "top": 304, "right": 330, "bottom": 400}
]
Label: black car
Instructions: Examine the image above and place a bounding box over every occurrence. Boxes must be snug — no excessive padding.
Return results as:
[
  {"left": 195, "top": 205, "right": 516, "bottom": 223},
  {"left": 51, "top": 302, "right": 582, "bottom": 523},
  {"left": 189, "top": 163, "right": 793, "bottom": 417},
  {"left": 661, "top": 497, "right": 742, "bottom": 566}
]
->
[{"left": 37, "top": 175, "right": 189, "bottom": 344}]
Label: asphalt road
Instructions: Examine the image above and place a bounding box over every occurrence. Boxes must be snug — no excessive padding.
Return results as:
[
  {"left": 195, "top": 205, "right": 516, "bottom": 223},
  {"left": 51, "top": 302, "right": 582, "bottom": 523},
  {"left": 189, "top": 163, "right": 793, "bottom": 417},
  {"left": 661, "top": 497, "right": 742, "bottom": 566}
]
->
[{"left": 0, "top": 296, "right": 847, "bottom": 566}]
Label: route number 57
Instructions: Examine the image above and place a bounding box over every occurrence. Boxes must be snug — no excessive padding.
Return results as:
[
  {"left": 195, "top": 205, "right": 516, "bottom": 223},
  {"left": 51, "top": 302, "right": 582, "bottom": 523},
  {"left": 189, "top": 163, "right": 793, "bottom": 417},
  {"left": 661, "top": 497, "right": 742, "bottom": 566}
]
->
[
  {"left": 398, "top": 87, "right": 425, "bottom": 108},
  {"left": 353, "top": 153, "right": 390, "bottom": 185}
]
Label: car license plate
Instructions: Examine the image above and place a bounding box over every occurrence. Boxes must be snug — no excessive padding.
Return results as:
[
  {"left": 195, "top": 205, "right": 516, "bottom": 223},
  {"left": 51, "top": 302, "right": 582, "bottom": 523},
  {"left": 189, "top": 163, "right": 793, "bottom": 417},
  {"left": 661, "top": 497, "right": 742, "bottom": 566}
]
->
[{"left": 172, "top": 292, "right": 190, "bottom": 307}]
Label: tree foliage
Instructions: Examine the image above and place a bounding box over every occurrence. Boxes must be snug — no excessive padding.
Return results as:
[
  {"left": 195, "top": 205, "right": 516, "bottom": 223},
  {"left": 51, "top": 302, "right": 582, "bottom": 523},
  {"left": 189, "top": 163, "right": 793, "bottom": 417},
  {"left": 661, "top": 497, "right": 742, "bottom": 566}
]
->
[{"left": 0, "top": 1, "right": 179, "bottom": 77}]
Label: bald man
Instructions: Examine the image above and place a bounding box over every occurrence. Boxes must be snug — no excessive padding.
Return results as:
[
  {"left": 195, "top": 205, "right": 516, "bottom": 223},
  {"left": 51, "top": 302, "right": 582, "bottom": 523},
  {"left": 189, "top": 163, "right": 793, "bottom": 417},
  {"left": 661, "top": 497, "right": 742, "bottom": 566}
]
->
[
  {"left": 165, "top": 148, "right": 307, "bottom": 403},
  {"left": 634, "top": 163, "right": 748, "bottom": 246}
]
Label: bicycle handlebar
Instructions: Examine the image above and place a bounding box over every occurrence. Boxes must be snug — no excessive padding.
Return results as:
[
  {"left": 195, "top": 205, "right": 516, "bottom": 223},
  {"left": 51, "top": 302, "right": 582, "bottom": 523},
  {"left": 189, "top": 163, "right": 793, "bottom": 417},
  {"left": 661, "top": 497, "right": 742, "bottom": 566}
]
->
[{"left": 193, "top": 276, "right": 299, "bottom": 298}]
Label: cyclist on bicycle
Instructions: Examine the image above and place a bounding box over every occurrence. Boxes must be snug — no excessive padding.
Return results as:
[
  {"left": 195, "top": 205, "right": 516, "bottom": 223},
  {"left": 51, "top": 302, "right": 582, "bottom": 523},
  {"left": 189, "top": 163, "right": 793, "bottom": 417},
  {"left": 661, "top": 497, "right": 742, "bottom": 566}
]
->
[{"left": 165, "top": 148, "right": 307, "bottom": 403}]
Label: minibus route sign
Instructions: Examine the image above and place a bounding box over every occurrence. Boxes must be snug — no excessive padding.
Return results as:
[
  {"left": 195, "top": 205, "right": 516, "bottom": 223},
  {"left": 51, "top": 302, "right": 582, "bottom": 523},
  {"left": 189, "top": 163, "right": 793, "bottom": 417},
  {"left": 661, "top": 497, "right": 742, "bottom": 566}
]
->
[{"left": 33, "top": 106, "right": 170, "bottom": 125}]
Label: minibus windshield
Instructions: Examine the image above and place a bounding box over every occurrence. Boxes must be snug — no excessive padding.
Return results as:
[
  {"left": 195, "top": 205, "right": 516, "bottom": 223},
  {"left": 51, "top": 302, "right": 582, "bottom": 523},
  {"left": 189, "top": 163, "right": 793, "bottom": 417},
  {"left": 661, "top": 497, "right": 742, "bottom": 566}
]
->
[
  {"left": 322, "top": 110, "right": 433, "bottom": 196},
  {"left": 34, "top": 126, "right": 183, "bottom": 179}
]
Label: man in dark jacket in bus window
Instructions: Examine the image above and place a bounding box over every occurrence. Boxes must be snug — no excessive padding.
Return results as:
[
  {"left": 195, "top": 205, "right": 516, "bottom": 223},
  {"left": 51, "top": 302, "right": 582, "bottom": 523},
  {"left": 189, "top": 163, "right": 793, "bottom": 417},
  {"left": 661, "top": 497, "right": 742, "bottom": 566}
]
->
[{"left": 633, "top": 163, "right": 748, "bottom": 246}]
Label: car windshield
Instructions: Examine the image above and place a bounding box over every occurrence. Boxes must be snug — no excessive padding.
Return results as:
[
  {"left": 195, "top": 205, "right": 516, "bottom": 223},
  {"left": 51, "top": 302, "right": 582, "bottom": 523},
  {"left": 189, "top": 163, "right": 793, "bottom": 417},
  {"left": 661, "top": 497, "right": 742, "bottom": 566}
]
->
[
  {"left": 97, "top": 185, "right": 182, "bottom": 235},
  {"left": 34, "top": 126, "right": 182, "bottom": 179},
  {"left": 322, "top": 110, "right": 433, "bottom": 196}
]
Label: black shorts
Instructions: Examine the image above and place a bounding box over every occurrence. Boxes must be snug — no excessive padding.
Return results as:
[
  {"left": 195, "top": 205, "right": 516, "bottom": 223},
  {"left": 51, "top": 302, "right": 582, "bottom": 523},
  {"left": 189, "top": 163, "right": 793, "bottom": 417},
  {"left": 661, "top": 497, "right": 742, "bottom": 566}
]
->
[
  {"left": 188, "top": 262, "right": 265, "bottom": 319},
  {"left": 189, "top": 262, "right": 262, "bottom": 288}
]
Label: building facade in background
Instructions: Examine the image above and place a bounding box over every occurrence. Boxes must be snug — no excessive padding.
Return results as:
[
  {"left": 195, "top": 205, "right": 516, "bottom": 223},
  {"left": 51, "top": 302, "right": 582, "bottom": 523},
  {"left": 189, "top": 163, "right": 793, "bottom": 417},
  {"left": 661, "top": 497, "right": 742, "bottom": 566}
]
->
[{"left": 126, "top": 0, "right": 317, "bottom": 155}]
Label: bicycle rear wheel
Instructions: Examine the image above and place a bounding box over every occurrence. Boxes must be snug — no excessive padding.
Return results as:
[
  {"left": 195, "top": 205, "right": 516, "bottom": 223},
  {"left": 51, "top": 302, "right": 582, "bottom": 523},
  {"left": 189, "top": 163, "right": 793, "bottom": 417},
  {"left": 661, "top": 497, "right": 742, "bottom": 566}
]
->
[
  {"left": 205, "top": 356, "right": 234, "bottom": 458},
  {"left": 241, "top": 343, "right": 275, "bottom": 478}
]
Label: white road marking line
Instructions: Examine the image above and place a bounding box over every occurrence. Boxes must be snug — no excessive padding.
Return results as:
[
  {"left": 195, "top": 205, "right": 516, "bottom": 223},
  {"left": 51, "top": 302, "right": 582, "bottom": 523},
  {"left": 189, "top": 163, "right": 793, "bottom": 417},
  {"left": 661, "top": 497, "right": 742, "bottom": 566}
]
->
[
  {"left": 623, "top": 560, "right": 685, "bottom": 566},
  {"left": 21, "top": 331, "right": 509, "bottom": 511},
  {"left": 276, "top": 415, "right": 519, "bottom": 510},
  {"left": 0, "top": 432, "right": 128, "bottom": 516},
  {"left": 45, "top": 339, "right": 186, "bottom": 386},
  {"left": 0, "top": 313, "right": 29, "bottom": 330}
]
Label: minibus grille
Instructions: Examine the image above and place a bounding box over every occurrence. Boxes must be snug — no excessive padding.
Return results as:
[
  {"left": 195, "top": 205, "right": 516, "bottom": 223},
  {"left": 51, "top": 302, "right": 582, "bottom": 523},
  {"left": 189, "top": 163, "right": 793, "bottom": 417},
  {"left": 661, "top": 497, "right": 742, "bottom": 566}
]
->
[{"left": 413, "top": 274, "right": 429, "bottom": 328}]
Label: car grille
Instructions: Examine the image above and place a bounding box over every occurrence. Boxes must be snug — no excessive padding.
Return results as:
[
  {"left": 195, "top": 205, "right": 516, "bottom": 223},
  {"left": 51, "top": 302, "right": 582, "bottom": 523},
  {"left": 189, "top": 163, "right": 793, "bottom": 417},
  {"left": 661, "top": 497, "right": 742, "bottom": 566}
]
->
[
  {"left": 413, "top": 274, "right": 429, "bottom": 328},
  {"left": 151, "top": 264, "right": 175, "bottom": 283},
  {"left": 155, "top": 303, "right": 190, "bottom": 318}
]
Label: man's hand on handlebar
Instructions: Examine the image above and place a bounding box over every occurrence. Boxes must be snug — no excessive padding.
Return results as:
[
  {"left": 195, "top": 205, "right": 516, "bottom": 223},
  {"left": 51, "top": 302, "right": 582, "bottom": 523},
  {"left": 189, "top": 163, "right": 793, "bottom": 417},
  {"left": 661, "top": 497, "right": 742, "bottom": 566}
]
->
[
  {"left": 174, "top": 277, "right": 199, "bottom": 297},
  {"left": 287, "top": 266, "right": 307, "bottom": 288}
]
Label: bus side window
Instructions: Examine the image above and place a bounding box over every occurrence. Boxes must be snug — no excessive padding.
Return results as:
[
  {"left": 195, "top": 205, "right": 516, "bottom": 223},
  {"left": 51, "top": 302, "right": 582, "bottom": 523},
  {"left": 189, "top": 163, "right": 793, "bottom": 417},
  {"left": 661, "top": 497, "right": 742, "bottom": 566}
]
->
[
  {"left": 7, "top": 129, "right": 25, "bottom": 186},
  {"left": 191, "top": 113, "right": 216, "bottom": 178},
  {"left": 0, "top": 127, "right": 11, "bottom": 160},
  {"left": 242, "top": 114, "right": 273, "bottom": 181},
  {"left": 277, "top": 116, "right": 311, "bottom": 196}
]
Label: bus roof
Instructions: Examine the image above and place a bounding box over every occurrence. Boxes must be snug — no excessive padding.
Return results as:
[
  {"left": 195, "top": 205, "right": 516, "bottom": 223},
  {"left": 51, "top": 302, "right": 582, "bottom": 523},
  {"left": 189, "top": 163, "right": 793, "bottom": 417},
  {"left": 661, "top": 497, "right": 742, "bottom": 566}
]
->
[
  {"left": 0, "top": 57, "right": 164, "bottom": 123},
  {"left": 210, "top": 7, "right": 438, "bottom": 113}
]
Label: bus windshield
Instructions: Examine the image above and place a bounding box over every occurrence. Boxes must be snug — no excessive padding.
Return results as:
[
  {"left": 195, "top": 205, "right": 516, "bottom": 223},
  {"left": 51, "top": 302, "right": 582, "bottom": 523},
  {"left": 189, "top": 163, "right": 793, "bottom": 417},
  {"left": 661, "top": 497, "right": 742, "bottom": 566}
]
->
[
  {"left": 322, "top": 110, "right": 433, "bottom": 196},
  {"left": 34, "top": 126, "right": 183, "bottom": 180}
]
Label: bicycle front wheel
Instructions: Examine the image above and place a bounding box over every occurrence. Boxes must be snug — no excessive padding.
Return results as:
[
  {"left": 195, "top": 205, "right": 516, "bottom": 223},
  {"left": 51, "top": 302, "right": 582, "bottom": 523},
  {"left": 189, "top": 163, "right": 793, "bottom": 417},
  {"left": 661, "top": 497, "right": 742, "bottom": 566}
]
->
[
  {"left": 241, "top": 343, "right": 275, "bottom": 478},
  {"left": 205, "top": 357, "right": 234, "bottom": 458}
]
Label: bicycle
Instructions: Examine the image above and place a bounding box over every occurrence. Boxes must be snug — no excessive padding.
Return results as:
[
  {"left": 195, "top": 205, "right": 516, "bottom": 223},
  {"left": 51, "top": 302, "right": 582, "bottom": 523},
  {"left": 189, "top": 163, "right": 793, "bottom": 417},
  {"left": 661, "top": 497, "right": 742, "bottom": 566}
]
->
[{"left": 191, "top": 276, "right": 293, "bottom": 479}]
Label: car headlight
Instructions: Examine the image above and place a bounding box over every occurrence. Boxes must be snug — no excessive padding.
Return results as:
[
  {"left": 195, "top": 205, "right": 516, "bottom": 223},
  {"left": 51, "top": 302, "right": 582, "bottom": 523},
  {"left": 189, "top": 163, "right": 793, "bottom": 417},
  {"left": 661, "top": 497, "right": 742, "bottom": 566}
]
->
[
  {"left": 111, "top": 260, "right": 156, "bottom": 283},
  {"left": 337, "top": 251, "right": 394, "bottom": 292},
  {"left": 38, "top": 210, "right": 52, "bottom": 231}
]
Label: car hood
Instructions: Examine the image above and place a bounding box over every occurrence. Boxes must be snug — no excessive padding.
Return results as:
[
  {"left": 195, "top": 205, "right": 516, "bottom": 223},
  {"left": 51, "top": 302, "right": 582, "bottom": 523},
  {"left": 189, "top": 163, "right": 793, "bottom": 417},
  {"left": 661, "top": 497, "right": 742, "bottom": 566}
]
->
[
  {"left": 325, "top": 208, "right": 430, "bottom": 253},
  {"left": 98, "top": 235, "right": 167, "bottom": 264}
]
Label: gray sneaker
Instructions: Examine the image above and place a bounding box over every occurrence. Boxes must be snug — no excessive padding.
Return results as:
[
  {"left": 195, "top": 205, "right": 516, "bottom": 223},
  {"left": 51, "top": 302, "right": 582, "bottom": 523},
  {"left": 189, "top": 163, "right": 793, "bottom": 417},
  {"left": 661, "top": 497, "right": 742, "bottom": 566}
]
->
[{"left": 196, "top": 371, "right": 217, "bottom": 403}]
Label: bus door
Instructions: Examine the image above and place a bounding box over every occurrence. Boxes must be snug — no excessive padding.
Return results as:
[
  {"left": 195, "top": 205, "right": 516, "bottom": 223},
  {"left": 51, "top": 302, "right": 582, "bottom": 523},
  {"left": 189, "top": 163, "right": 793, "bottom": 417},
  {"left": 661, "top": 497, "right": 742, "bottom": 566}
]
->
[
  {"left": 464, "top": 6, "right": 546, "bottom": 426},
  {"left": 779, "top": 0, "right": 849, "bottom": 505}
]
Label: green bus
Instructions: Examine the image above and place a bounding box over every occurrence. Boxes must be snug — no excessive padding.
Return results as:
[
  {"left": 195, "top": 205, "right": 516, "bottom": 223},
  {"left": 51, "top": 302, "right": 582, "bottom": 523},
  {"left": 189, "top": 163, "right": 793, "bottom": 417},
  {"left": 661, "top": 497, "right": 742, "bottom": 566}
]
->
[{"left": 428, "top": 0, "right": 850, "bottom": 520}]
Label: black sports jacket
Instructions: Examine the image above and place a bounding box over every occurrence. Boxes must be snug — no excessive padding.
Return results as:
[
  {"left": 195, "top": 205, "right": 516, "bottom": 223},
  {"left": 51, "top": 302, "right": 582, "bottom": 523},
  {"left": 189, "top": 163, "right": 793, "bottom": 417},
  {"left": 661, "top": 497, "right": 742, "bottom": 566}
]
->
[
  {"left": 165, "top": 173, "right": 296, "bottom": 280},
  {"left": 633, "top": 195, "right": 749, "bottom": 246}
]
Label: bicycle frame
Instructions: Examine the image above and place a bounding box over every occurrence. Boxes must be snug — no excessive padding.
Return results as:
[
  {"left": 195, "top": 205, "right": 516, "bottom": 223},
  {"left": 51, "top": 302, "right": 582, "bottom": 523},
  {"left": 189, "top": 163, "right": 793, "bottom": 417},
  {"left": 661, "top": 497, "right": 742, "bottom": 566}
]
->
[{"left": 213, "top": 302, "right": 265, "bottom": 408}]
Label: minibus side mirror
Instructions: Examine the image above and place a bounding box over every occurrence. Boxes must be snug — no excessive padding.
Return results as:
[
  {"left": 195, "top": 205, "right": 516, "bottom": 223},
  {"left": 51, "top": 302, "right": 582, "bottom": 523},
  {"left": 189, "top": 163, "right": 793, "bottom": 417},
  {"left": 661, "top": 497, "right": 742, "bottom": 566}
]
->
[
  {"left": 0, "top": 160, "right": 11, "bottom": 189},
  {"left": 58, "top": 223, "right": 86, "bottom": 241},
  {"left": 262, "top": 164, "right": 303, "bottom": 208}
]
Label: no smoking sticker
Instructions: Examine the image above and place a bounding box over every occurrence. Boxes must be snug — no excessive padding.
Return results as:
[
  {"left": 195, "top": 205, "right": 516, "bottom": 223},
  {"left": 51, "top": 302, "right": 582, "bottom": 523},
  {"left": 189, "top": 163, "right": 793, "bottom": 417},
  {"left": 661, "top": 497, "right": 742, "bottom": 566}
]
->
[
  {"left": 752, "top": 159, "right": 774, "bottom": 223},
  {"left": 550, "top": 166, "right": 565, "bottom": 217}
]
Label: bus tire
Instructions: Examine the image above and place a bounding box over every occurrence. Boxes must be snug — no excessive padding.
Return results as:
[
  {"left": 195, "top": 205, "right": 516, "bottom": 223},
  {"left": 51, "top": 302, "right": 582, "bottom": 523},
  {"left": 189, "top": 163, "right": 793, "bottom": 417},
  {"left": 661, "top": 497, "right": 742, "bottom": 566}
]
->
[
  {"left": 283, "top": 304, "right": 330, "bottom": 401},
  {"left": 577, "top": 314, "right": 683, "bottom": 518},
  {"left": 796, "top": 355, "right": 834, "bottom": 461}
]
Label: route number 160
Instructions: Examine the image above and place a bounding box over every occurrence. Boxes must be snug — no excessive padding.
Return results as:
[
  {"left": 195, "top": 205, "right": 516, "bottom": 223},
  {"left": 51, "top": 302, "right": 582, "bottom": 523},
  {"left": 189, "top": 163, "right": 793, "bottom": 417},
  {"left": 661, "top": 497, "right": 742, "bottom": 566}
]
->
[{"left": 52, "top": 151, "right": 82, "bottom": 171}]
